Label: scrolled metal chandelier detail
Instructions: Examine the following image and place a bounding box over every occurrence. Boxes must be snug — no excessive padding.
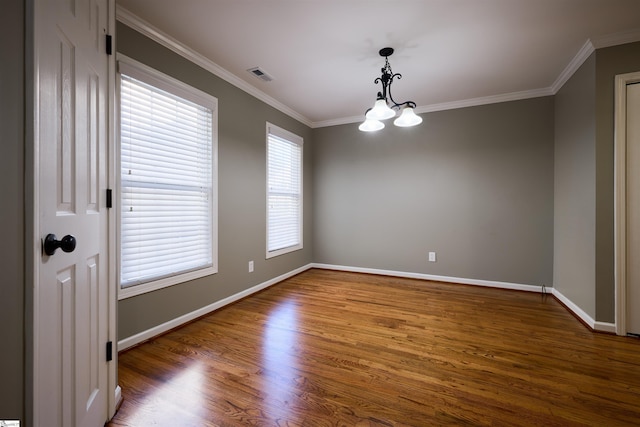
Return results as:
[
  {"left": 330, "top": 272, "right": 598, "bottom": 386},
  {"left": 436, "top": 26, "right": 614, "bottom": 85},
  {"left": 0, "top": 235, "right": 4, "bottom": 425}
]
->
[{"left": 359, "top": 47, "right": 423, "bottom": 132}]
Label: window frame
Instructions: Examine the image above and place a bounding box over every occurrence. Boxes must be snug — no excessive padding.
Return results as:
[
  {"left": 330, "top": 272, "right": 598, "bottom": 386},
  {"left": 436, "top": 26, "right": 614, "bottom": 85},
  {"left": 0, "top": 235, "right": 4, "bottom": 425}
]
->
[
  {"left": 117, "top": 55, "right": 218, "bottom": 300},
  {"left": 266, "top": 122, "right": 304, "bottom": 259}
]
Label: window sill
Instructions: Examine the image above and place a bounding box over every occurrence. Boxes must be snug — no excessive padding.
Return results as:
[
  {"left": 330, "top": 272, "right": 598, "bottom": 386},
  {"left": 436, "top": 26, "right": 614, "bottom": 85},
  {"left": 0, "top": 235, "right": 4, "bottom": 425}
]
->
[
  {"left": 118, "top": 266, "right": 217, "bottom": 300},
  {"left": 266, "top": 244, "right": 303, "bottom": 260}
]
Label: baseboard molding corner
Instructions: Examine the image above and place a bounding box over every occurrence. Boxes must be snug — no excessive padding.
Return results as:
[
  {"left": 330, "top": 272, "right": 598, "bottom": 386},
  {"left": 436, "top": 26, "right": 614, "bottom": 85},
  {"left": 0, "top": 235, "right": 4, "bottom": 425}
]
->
[
  {"left": 312, "top": 264, "right": 625, "bottom": 334},
  {"left": 593, "top": 321, "right": 617, "bottom": 334},
  {"left": 118, "top": 263, "right": 314, "bottom": 351},
  {"left": 551, "top": 288, "right": 600, "bottom": 330},
  {"left": 311, "top": 263, "right": 549, "bottom": 293}
]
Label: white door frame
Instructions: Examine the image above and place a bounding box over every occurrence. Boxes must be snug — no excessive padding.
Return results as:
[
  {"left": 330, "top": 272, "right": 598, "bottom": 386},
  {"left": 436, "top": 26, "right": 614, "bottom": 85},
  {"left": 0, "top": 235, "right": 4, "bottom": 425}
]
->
[
  {"left": 614, "top": 70, "right": 640, "bottom": 336},
  {"left": 106, "top": 0, "right": 122, "bottom": 415}
]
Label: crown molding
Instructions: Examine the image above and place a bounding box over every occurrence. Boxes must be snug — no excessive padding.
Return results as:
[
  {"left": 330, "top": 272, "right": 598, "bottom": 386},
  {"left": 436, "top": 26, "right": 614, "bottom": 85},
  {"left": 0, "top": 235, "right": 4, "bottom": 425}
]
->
[
  {"left": 549, "top": 28, "right": 640, "bottom": 95},
  {"left": 315, "top": 28, "right": 640, "bottom": 128},
  {"left": 312, "top": 88, "right": 554, "bottom": 128},
  {"left": 591, "top": 27, "right": 640, "bottom": 49},
  {"left": 550, "top": 39, "right": 595, "bottom": 94},
  {"left": 116, "top": 8, "right": 640, "bottom": 130},
  {"left": 313, "top": 115, "right": 367, "bottom": 128},
  {"left": 416, "top": 87, "right": 555, "bottom": 114},
  {"left": 116, "top": 6, "right": 313, "bottom": 128}
]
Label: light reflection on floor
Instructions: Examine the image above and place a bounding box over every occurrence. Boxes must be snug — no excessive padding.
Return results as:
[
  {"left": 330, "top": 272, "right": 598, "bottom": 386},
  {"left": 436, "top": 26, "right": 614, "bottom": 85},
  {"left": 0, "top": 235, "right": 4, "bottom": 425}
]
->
[
  {"left": 127, "top": 361, "right": 206, "bottom": 426},
  {"left": 262, "top": 299, "right": 300, "bottom": 420}
]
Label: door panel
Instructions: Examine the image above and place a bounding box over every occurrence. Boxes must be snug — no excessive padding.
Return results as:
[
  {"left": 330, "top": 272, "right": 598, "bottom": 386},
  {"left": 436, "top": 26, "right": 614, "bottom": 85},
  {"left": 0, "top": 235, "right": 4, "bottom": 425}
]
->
[
  {"left": 35, "top": 0, "right": 110, "bottom": 425},
  {"left": 57, "top": 33, "right": 76, "bottom": 214}
]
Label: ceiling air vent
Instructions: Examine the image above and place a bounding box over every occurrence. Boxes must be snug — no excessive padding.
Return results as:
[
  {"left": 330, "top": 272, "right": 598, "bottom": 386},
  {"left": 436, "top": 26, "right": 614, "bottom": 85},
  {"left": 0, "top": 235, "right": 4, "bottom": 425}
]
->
[{"left": 247, "top": 67, "right": 274, "bottom": 82}]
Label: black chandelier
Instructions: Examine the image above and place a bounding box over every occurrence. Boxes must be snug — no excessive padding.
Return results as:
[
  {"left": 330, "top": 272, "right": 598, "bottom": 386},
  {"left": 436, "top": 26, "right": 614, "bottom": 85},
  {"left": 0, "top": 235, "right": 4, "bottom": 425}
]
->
[{"left": 359, "top": 47, "right": 423, "bottom": 132}]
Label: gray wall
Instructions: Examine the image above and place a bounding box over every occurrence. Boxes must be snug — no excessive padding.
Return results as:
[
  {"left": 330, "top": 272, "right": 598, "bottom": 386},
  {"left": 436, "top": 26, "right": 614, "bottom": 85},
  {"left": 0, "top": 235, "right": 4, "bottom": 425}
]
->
[
  {"left": 0, "top": 0, "right": 25, "bottom": 420},
  {"left": 552, "top": 42, "right": 640, "bottom": 323},
  {"left": 553, "top": 53, "right": 596, "bottom": 317},
  {"left": 595, "top": 41, "right": 640, "bottom": 322},
  {"left": 313, "top": 98, "right": 555, "bottom": 286},
  {"left": 116, "top": 23, "right": 313, "bottom": 340}
]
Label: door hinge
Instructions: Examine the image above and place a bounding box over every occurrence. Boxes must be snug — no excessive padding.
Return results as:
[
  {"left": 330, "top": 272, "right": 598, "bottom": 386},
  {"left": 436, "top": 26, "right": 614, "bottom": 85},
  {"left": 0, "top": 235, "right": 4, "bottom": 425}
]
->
[
  {"left": 106, "top": 188, "right": 112, "bottom": 208},
  {"left": 106, "top": 341, "right": 113, "bottom": 362},
  {"left": 106, "top": 34, "right": 113, "bottom": 55}
]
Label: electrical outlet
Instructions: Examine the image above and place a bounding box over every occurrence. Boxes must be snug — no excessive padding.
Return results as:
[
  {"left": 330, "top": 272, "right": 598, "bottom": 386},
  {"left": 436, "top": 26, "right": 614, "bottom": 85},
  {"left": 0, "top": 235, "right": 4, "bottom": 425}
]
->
[
  {"left": 248, "top": 261, "right": 254, "bottom": 273},
  {"left": 428, "top": 252, "right": 437, "bottom": 262}
]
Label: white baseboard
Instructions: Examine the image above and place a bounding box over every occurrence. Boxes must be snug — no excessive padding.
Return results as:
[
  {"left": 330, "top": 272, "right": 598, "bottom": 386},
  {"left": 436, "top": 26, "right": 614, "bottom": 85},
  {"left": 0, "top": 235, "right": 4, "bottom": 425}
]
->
[
  {"left": 113, "top": 385, "right": 122, "bottom": 411},
  {"left": 311, "top": 264, "right": 616, "bottom": 334},
  {"left": 593, "top": 321, "right": 617, "bottom": 334},
  {"left": 118, "top": 263, "right": 547, "bottom": 352},
  {"left": 314, "top": 263, "right": 621, "bottom": 333},
  {"left": 117, "top": 263, "right": 313, "bottom": 351},
  {"left": 311, "top": 263, "right": 549, "bottom": 293},
  {"left": 118, "top": 263, "right": 618, "bottom": 352},
  {"left": 551, "top": 288, "right": 617, "bottom": 333},
  {"left": 551, "top": 288, "right": 596, "bottom": 328}
]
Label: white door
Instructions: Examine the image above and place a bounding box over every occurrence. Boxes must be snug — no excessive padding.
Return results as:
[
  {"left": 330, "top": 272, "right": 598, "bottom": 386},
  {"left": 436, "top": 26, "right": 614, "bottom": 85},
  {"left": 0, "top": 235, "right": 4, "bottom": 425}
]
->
[
  {"left": 628, "top": 82, "right": 640, "bottom": 336},
  {"left": 34, "top": 0, "right": 112, "bottom": 425}
]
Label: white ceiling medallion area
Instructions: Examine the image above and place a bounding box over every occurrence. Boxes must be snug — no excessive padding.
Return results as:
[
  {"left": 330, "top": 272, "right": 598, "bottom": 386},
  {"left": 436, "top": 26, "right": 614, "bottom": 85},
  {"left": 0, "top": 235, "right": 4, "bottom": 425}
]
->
[{"left": 116, "top": 5, "right": 640, "bottom": 129}]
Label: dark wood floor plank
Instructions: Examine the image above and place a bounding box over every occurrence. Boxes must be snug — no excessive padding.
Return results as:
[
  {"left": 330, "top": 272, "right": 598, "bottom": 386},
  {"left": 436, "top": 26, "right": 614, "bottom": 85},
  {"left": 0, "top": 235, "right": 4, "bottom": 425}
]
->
[{"left": 107, "top": 269, "right": 640, "bottom": 426}]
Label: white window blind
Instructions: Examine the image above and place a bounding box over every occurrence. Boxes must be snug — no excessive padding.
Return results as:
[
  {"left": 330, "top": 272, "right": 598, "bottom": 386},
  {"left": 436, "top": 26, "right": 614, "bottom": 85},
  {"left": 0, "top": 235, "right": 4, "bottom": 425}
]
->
[
  {"left": 267, "top": 124, "right": 303, "bottom": 257},
  {"left": 119, "top": 60, "right": 216, "bottom": 290}
]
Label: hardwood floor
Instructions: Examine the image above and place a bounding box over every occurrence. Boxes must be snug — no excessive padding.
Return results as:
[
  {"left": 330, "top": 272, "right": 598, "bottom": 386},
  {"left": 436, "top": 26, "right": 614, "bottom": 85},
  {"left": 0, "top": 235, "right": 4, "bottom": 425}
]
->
[{"left": 107, "top": 269, "right": 640, "bottom": 426}]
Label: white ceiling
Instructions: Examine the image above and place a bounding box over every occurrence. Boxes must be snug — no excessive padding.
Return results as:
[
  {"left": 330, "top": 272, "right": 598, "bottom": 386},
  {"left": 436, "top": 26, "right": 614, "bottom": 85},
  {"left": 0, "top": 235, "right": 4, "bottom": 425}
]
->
[{"left": 116, "top": 0, "right": 640, "bottom": 127}]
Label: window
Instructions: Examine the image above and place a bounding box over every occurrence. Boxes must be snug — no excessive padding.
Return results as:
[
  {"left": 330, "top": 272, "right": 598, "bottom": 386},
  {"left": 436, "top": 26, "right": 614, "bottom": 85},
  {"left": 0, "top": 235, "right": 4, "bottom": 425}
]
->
[
  {"left": 118, "top": 57, "right": 217, "bottom": 298},
  {"left": 266, "top": 123, "right": 303, "bottom": 258}
]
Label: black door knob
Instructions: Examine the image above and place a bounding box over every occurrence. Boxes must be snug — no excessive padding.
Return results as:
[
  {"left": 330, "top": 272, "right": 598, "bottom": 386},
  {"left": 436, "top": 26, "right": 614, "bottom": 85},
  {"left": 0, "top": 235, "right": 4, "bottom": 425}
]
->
[{"left": 44, "top": 234, "right": 77, "bottom": 256}]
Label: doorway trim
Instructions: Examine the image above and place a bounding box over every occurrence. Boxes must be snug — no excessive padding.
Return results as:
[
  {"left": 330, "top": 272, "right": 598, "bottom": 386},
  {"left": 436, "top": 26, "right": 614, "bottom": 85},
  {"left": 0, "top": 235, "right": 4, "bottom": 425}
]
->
[
  {"left": 614, "top": 70, "right": 640, "bottom": 336},
  {"left": 106, "top": 0, "right": 121, "bottom": 415}
]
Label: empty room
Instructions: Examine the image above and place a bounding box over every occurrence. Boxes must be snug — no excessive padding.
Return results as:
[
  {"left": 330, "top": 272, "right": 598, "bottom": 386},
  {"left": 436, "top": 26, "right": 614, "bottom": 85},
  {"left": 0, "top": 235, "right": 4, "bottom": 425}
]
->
[{"left": 3, "top": 1, "right": 640, "bottom": 426}]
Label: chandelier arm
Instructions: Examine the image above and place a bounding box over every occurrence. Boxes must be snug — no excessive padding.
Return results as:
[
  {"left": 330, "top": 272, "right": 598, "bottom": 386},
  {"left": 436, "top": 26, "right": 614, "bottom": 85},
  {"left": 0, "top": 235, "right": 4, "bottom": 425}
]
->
[
  {"left": 386, "top": 73, "right": 407, "bottom": 109},
  {"left": 373, "top": 77, "right": 384, "bottom": 100},
  {"left": 397, "top": 100, "right": 417, "bottom": 109},
  {"left": 386, "top": 74, "right": 417, "bottom": 110}
]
